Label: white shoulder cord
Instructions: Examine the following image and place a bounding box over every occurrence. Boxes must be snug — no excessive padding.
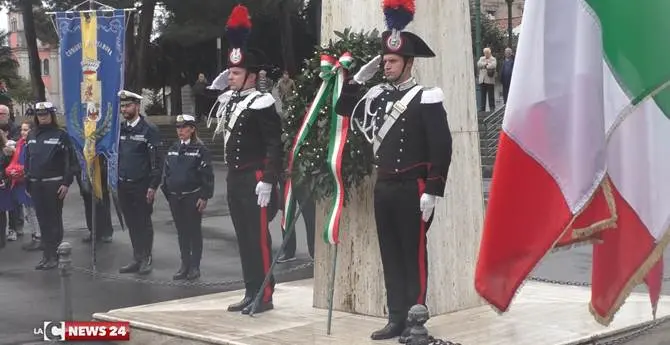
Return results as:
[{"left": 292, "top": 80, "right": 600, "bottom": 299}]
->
[
  {"left": 206, "top": 101, "right": 220, "bottom": 129},
  {"left": 212, "top": 94, "right": 235, "bottom": 139},
  {"left": 351, "top": 86, "right": 384, "bottom": 143}
]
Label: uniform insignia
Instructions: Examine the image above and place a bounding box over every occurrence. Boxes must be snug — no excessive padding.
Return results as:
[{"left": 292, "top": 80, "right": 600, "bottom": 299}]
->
[
  {"left": 249, "top": 93, "right": 276, "bottom": 110},
  {"left": 420, "top": 87, "right": 444, "bottom": 104},
  {"left": 229, "top": 48, "right": 243, "bottom": 65},
  {"left": 386, "top": 31, "right": 403, "bottom": 51}
]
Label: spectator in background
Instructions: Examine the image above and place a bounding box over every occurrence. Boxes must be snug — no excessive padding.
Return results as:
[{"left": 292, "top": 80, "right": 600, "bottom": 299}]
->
[
  {"left": 256, "top": 69, "right": 274, "bottom": 93},
  {"left": 192, "top": 73, "right": 209, "bottom": 123},
  {"left": 477, "top": 47, "right": 497, "bottom": 112},
  {"left": 500, "top": 47, "right": 515, "bottom": 104},
  {"left": 277, "top": 70, "right": 295, "bottom": 108}
]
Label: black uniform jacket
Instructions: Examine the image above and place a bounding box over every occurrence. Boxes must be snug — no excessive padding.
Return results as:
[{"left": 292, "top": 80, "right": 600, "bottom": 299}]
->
[
  {"left": 161, "top": 139, "right": 214, "bottom": 200},
  {"left": 223, "top": 89, "right": 283, "bottom": 185},
  {"left": 24, "top": 124, "right": 79, "bottom": 190},
  {"left": 118, "top": 115, "right": 162, "bottom": 189},
  {"left": 336, "top": 80, "right": 453, "bottom": 197}
]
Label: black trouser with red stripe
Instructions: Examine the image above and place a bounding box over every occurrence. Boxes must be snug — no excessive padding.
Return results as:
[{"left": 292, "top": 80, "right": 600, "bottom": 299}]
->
[
  {"left": 227, "top": 169, "right": 278, "bottom": 302},
  {"left": 374, "top": 178, "right": 433, "bottom": 324}
]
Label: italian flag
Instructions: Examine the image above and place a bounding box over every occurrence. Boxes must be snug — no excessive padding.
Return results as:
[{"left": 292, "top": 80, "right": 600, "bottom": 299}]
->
[{"left": 475, "top": 0, "right": 670, "bottom": 325}]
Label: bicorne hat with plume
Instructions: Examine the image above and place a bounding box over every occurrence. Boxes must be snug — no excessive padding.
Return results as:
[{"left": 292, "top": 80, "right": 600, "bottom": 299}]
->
[
  {"left": 381, "top": 0, "right": 435, "bottom": 58},
  {"left": 225, "top": 5, "right": 263, "bottom": 70}
]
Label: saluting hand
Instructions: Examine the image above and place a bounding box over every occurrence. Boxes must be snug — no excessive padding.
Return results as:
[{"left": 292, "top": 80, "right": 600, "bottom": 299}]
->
[
  {"left": 57, "top": 185, "right": 69, "bottom": 200},
  {"left": 196, "top": 198, "right": 208, "bottom": 213},
  {"left": 146, "top": 188, "right": 156, "bottom": 204}
]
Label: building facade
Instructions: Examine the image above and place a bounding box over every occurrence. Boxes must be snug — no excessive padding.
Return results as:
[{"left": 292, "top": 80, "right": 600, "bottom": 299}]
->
[
  {"left": 480, "top": 0, "right": 524, "bottom": 19},
  {"left": 8, "top": 10, "right": 62, "bottom": 111},
  {"left": 479, "top": 0, "right": 524, "bottom": 32}
]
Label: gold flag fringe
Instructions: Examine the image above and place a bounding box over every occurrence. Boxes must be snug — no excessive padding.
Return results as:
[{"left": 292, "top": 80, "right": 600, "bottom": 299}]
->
[
  {"left": 589, "top": 228, "right": 670, "bottom": 326},
  {"left": 480, "top": 174, "right": 612, "bottom": 314},
  {"left": 571, "top": 177, "right": 618, "bottom": 240},
  {"left": 550, "top": 238, "right": 602, "bottom": 254}
]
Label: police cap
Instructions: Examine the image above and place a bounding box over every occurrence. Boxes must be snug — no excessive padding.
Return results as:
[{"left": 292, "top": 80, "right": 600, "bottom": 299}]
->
[
  {"left": 34, "top": 101, "right": 56, "bottom": 116},
  {"left": 118, "top": 90, "right": 143, "bottom": 105},
  {"left": 175, "top": 114, "right": 197, "bottom": 128}
]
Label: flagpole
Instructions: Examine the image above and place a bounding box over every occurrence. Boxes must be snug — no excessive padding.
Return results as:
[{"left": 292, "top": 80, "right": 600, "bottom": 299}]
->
[
  {"left": 326, "top": 244, "right": 338, "bottom": 335},
  {"left": 91, "top": 157, "right": 98, "bottom": 271}
]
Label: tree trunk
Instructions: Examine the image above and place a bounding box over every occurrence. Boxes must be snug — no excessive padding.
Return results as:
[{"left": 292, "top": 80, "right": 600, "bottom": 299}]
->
[
  {"left": 134, "top": 0, "right": 157, "bottom": 93},
  {"left": 507, "top": 0, "right": 513, "bottom": 47},
  {"left": 168, "top": 69, "right": 182, "bottom": 115},
  {"left": 124, "top": 12, "right": 136, "bottom": 90},
  {"left": 309, "top": 0, "right": 322, "bottom": 42},
  {"left": 21, "top": 0, "right": 45, "bottom": 101},
  {"left": 279, "top": 1, "right": 295, "bottom": 75}
]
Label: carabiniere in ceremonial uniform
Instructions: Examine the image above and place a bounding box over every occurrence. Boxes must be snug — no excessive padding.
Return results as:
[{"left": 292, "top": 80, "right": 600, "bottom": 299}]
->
[
  {"left": 215, "top": 4, "right": 283, "bottom": 315},
  {"left": 25, "top": 102, "right": 79, "bottom": 270},
  {"left": 335, "top": 7, "right": 453, "bottom": 342},
  {"left": 117, "top": 90, "right": 162, "bottom": 275},
  {"left": 161, "top": 114, "right": 214, "bottom": 281}
]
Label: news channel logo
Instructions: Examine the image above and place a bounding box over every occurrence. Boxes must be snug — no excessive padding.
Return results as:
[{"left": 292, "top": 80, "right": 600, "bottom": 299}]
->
[{"left": 33, "top": 321, "right": 65, "bottom": 341}]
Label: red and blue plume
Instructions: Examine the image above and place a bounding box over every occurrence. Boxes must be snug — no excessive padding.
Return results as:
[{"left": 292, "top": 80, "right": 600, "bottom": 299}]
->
[
  {"left": 226, "top": 5, "right": 252, "bottom": 48},
  {"left": 383, "top": 0, "right": 415, "bottom": 31}
]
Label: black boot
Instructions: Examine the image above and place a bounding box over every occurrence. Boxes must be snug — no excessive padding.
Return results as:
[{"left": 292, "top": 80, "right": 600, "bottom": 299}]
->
[
  {"left": 227, "top": 293, "right": 254, "bottom": 312},
  {"left": 35, "top": 255, "right": 49, "bottom": 270},
  {"left": 173, "top": 261, "right": 189, "bottom": 280},
  {"left": 186, "top": 266, "right": 200, "bottom": 280},
  {"left": 241, "top": 300, "right": 274, "bottom": 315},
  {"left": 138, "top": 255, "right": 153, "bottom": 275},
  {"left": 42, "top": 255, "right": 58, "bottom": 270},
  {"left": 119, "top": 261, "right": 141, "bottom": 274},
  {"left": 370, "top": 322, "right": 405, "bottom": 340}
]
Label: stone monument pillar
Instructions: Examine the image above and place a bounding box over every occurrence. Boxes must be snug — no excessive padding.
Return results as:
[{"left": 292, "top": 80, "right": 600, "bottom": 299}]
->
[{"left": 313, "top": 0, "right": 485, "bottom": 317}]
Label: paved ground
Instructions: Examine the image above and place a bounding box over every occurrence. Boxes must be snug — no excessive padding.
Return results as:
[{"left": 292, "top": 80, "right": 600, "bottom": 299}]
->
[
  {"left": 532, "top": 246, "right": 670, "bottom": 345},
  {"left": 0, "top": 172, "right": 669, "bottom": 344}
]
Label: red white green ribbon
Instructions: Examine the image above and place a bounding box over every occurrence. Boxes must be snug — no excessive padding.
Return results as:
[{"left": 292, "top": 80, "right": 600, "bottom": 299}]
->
[{"left": 282, "top": 53, "right": 353, "bottom": 245}]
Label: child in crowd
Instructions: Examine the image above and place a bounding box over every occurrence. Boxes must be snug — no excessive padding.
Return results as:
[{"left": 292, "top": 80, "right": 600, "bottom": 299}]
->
[{"left": 6, "top": 121, "right": 40, "bottom": 249}]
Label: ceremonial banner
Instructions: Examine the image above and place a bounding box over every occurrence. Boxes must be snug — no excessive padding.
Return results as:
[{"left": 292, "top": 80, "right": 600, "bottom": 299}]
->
[{"left": 55, "top": 10, "right": 126, "bottom": 197}]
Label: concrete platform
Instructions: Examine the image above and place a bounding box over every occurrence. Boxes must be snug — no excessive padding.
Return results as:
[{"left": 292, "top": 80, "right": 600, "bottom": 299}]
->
[{"left": 93, "top": 279, "right": 670, "bottom": 345}]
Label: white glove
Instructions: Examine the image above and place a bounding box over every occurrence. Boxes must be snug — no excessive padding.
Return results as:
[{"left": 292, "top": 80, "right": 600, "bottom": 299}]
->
[
  {"left": 353, "top": 55, "right": 382, "bottom": 84},
  {"left": 255, "top": 181, "right": 273, "bottom": 208},
  {"left": 207, "top": 69, "right": 230, "bottom": 90},
  {"left": 419, "top": 193, "right": 437, "bottom": 222}
]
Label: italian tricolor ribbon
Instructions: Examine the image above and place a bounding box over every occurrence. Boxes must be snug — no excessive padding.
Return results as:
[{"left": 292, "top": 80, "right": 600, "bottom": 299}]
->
[{"left": 282, "top": 52, "right": 353, "bottom": 245}]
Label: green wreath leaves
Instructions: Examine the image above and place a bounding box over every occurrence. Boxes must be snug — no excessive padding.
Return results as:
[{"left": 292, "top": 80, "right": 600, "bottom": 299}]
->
[{"left": 282, "top": 28, "right": 385, "bottom": 204}]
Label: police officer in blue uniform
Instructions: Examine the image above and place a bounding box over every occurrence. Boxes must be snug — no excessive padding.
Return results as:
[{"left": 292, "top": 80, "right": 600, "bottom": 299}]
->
[
  {"left": 161, "top": 114, "right": 214, "bottom": 281},
  {"left": 117, "top": 90, "right": 162, "bottom": 275},
  {"left": 220, "top": 4, "right": 283, "bottom": 315},
  {"left": 24, "top": 102, "right": 79, "bottom": 270},
  {"left": 335, "top": 22, "right": 453, "bottom": 343}
]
